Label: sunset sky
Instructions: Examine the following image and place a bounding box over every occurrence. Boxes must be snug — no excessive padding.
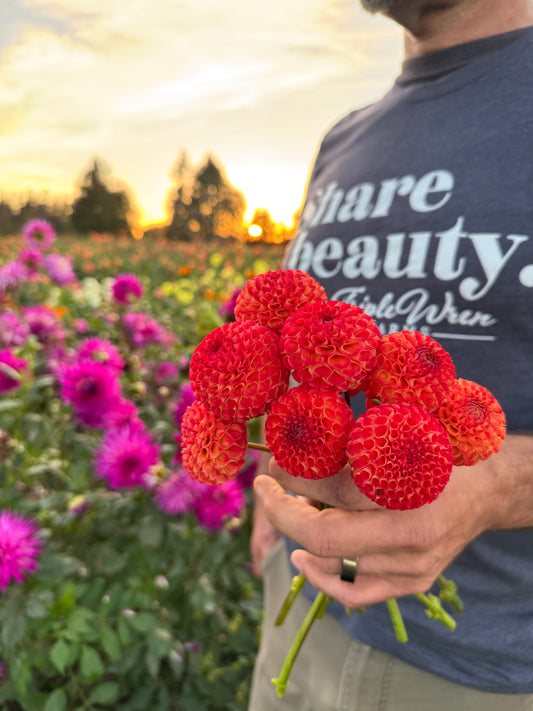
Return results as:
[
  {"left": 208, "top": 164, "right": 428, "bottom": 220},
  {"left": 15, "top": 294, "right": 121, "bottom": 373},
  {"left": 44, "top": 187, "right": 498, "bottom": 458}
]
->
[{"left": 1, "top": 0, "right": 403, "bottom": 226}]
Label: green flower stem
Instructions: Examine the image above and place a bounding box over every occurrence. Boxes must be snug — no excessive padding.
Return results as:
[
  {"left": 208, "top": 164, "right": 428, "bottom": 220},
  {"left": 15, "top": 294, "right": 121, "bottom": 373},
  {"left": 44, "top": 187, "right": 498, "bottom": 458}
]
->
[
  {"left": 415, "top": 592, "right": 457, "bottom": 630},
  {"left": 274, "top": 573, "right": 306, "bottom": 626},
  {"left": 247, "top": 441, "right": 271, "bottom": 453},
  {"left": 386, "top": 598, "right": 408, "bottom": 643},
  {"left": 436, "top": 575, "right": 464, "bottom": 614},
  {"left": 271, "top": 590, "right": 329, "bottom": 698}
]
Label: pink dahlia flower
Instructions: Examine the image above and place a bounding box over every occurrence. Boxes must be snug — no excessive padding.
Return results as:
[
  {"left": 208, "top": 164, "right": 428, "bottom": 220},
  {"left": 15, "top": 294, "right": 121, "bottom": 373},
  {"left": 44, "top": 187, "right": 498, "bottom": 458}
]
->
[
  {"left": 218, "top": 287, "right": 242, "bottom": 322},
  {"left": 76, "top": 338, "right": 125, "bottom": 374},
  {"left": 94, "top": 424, "right": 160, "bottom": 489},
  {"left": 101, "top": 398, "right": 142, "bottom": 431},
  {"left": 0, "top": 313, "right": 29, "bottom": 348},
  {"left": 173, "top": 382, "right": 196, "bottom": 429},
  {"left": 22, "top": 219, "right": 56, "bottom": 251},
  {"left": 18, "top": 249, "right": 43, "bottom": 279},
  {"left": 112, "top": 274, "right": 144, "bottom": 305},
  {"left": 23, "top": 305, "right": 65, "bottom": 346},
  {"left": 193, "top": 480, "right": 245, "bottom": 531},
  {"left": 59, "top": 359, "right": 122, "bottom": 427},
  {"left": 0, "top": 510, "right": 43, "bottom": 591},
  {"left": 0, "top": 350, "right": 28, "bottom": 394},
  {"left": 0, "top": 261, "right": 25, "bottom": 293},
  {"left": 154, "top": 467, "right": 204, "bottom": 515},
  {"left": 43, "top": 254, "right": 76, "bottom": 286},
  {"left": 121, "top": 312, "right": 174, "bottom": 348}
]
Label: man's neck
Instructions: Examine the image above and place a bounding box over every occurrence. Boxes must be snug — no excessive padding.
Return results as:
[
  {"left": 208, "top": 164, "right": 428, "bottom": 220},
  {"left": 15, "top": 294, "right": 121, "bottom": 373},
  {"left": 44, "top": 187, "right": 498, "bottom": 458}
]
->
[{"left": 388, "top": 0, "right": 533, "bottom": 58}]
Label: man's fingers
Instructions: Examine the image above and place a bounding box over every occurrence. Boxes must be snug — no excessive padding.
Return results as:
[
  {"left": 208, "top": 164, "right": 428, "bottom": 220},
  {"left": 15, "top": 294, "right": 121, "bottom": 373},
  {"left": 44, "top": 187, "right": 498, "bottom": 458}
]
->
[
  {"left": 289, "top": 550, "right": 425, "bottom": 608},
  {"left": 268, "top": 460, "right": 378, "bottom": 511},
  {"left": 254, "top": 474, "right": 406, "bottom": 558}
]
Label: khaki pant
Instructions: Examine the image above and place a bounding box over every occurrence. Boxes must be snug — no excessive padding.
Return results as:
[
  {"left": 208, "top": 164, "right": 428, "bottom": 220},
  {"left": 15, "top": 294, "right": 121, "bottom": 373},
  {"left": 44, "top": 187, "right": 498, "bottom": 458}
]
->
[{"left": 248, "top": 539, "right": 533, "bottom": 711}]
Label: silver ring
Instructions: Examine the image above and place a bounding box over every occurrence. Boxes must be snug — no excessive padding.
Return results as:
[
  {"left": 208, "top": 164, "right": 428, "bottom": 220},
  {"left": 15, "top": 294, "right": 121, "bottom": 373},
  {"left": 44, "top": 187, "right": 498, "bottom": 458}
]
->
[{"left": 340, "top": 557, "right": 359, "bottom": 583}]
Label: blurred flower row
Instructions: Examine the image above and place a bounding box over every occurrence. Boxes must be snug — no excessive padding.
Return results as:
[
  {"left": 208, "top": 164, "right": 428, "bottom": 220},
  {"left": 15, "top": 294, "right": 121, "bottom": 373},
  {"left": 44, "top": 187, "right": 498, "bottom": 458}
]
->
[{"left": 0, "top": 220, "right": 278, "bottom": 710}]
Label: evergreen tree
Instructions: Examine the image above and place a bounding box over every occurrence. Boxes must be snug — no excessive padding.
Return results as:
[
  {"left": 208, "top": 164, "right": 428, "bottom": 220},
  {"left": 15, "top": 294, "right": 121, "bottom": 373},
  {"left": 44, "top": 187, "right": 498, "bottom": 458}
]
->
[
  {"left": 71, "top": 159, "right": 132, "bottom": 235},
  {"left": 167, "top": 153, "right": 246, "bottom": 241}
]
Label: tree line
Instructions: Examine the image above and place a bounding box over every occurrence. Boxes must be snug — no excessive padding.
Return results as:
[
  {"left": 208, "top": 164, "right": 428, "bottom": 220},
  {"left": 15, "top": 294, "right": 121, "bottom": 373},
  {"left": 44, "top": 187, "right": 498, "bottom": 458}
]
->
[{"left": 1, "top": 152, "right": 298, "bottom": 243}]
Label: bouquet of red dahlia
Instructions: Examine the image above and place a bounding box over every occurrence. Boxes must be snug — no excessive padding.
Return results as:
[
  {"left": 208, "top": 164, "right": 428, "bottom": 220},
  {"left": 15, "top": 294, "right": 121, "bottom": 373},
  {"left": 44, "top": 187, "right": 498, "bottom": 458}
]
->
[{"left": 180, "top": 269, "right": 506, "bottom": 696}]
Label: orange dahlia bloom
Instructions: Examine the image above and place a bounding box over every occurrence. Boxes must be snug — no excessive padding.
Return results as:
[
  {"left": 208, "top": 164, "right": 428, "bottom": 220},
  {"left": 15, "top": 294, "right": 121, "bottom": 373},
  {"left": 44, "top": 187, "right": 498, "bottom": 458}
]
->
[
  {"left": 265, "top": 385, "right": 354, "bottom": 479},
  {"left": 437, "top": 378, "right": 506, "bottom": 466},
  {"left": 234, "top": 269, "right": 327, "bottom": 333},
  {"left": 280, "top": 300, "right": 381, "bottom": 392},
  {"left": 189, "top": 320, "right": 289, "bottom": 422},
  {"left": 366, "top": 330, "right": 456, "bottom": 414},
  {"left": 347, "top": 402, "right": 453, "bottom": 510},
  {"left": 181, "top": 401, "right": 248, "bottom": 484}
]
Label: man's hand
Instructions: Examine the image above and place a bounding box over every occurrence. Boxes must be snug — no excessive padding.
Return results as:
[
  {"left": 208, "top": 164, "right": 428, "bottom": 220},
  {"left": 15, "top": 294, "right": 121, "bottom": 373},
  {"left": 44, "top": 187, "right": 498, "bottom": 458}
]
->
[
  {"left": 253, "top": 435, "right": 532, "bottom": 608},
  {"left": 250, "top": 484, "right": 281, "bottom": 578}
]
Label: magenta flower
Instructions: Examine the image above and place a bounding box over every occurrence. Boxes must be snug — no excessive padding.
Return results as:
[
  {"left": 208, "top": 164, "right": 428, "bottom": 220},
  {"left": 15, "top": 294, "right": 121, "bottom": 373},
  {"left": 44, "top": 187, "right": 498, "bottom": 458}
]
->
[
  {"left": 173, "top": 382, "right": 196, "bottom": 428},
  {"left": 73, "top": 318, "right": 90, "bottom": 334},
  {"left": 101, "top": 398, "right": 143, "bottom": 430},
  {"left": 59, "top": 359, "right": 122, "bottom": 427},
  {"left": 193, "top": 480, "right": 245, "bottom": 531},
  {"left": 154, "top": 361, "right": 179, "bottom": 384},
  {"left": 0, "top": 510, "right": 43, "bottom": 592},
  {"left": 94, "top": 424, "right": 160, "bottom": 489},
  {"left": 18, "top": 249, "right": 43, "bottom": 279},
  {"left": 0, "top": 313, "right": 29, "bottom": 348},
  {"left": 44, "top": 345, "right": 75, "bottom": 377},
  {"left": 0, "top": 350, "right": 27, "bottom": 394},
  {"left": 76, "top": 338, "right": 125, "bottom": 374},
  {"left": 0, "top": 261, "right": 25, "bottom": 294},
  {"left": 22, "top": 219, "right": 56, "bottom": 251},
  {"left": 154, "top": 467, "right": 204, "bottom": 515},
  {"left": 112, "top": 274, "right": 144, "bottom": 305},
  {"left": 122, "top": 312, "right": 174, "bottom": 348},
  {"left": 218, "top": 287, "right": 242, "bottom": 322},
  {"left": 43, "top": 254, "right": 76, "bottom": 286},
  {"left": 238, "top": 449, "right": 260, "bottom": 488},
  {"left": 23, "top": 305, "right": 65, "bottom": 346}
]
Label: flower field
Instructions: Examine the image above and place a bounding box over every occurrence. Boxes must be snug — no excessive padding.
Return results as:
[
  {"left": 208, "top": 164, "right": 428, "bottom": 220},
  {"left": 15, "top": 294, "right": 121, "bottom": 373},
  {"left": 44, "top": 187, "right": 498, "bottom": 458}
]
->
[{"left": 0, "top": 224, "right": 286, "bottom": 711}]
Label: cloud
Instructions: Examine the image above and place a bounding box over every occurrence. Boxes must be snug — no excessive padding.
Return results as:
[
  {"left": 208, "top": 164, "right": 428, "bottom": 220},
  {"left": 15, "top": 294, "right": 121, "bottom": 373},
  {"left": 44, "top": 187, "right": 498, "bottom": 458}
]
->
[{"left": 0, "top": 0, "right": 402, "bottom": 223}]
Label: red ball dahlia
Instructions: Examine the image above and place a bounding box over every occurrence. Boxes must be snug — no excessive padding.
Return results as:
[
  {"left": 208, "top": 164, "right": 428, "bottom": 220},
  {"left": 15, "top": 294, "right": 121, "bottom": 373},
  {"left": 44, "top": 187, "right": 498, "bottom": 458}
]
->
[
  {"left": 189, "top": 320, "right": 289, "bottom": 422},
  {"left": 234, "top": 269, "right": 327, "bottom": 333},
  {"left": 437, "top": 378, "right": 506, "bottom": 466},
  {"left": 347, "top": 402, "right": 453, "bottom": 510},
  {"left": 265, "top": 385, "right": 353, "bottom": 479},
  {"left": 365, "top": 330, "right": 456, "bottom": 414},
  {"left": 181, "top": 401, "right": 248, "bottom": 484},
  {"left": 280, "top": 300, "right": 381, "bottom": 392}
]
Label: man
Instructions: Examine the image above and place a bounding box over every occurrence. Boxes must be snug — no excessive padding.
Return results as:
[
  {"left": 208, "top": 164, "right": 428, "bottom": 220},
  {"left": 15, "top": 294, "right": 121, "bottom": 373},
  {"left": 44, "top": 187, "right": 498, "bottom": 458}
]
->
[{"left": 248, "top": 1, "right": 533, "bottom": 709}]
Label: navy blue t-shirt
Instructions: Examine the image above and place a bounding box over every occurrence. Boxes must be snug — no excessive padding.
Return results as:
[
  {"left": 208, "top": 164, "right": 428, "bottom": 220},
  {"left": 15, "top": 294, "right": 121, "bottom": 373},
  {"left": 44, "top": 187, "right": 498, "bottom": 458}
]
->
[{"left": 284, "top": 27, "right": 533, "bottom": 693}]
